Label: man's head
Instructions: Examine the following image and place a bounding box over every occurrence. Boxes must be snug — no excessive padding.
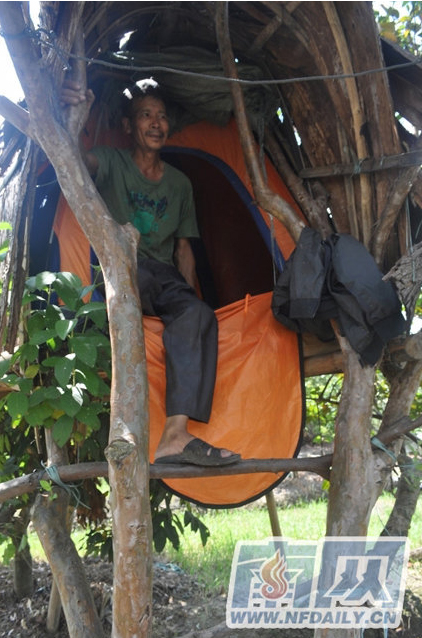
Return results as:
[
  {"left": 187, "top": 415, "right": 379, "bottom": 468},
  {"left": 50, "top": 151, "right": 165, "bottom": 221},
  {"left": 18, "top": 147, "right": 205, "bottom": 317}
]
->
[
  {"left": 122, "top": 78, "right": 166, "bottom": 119},
  {"left": 122, "top": 78, "right": 169, "bottom": 152}
]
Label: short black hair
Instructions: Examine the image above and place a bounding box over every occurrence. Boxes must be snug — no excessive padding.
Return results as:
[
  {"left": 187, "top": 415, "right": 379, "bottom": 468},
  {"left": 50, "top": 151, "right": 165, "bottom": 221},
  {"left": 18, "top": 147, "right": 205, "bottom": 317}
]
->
[{"left": 122, "top": 78, "right": 167, "bottom": 119}]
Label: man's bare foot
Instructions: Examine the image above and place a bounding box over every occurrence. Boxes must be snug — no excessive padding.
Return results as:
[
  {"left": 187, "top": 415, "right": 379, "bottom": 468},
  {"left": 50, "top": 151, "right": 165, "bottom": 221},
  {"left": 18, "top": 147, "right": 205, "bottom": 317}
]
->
[
  {"left": 154, "top": 414, "right": 239, "bottom": 463},
  {"left": 154, "top": 415, "right": 194, "bottom": 461}
]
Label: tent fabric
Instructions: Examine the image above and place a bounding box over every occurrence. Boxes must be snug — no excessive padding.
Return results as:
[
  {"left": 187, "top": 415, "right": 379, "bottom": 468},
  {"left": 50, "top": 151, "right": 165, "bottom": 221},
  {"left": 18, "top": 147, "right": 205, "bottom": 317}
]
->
[
  {"left": 145, "top": 292, "right": 303, "bottom": 507},
  {"left": 166, "top": 119, "right": 298, "bottom": 263},
  {"left": 53, "top": 195, "right": 92, "bottom": 286},
  {"left": 51, "top": 116, "right": 305, "bottom": 507}
]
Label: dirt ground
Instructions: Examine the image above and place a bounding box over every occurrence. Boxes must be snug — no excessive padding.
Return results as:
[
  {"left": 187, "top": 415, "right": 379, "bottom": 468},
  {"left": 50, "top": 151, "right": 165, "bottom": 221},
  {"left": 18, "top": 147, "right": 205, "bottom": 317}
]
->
[
  {"left": 1, "top": 555, "right": 422, "bottom": 638},
  {"left": 1, "top": 468, "right": 421, "bottom": 638}
]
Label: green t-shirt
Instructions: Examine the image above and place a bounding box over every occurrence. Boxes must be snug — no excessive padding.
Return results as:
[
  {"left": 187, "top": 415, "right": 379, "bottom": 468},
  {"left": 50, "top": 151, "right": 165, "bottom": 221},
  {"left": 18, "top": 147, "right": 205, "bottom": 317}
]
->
[{"left": 92, "top": 147, "right": 199, "bottom": 265}]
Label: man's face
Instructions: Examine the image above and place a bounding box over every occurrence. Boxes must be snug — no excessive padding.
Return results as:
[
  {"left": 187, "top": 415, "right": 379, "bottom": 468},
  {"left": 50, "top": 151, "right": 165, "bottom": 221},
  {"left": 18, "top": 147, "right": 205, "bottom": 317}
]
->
[{"left": 124, "top": 95, "right": 170, "bottom": 152}]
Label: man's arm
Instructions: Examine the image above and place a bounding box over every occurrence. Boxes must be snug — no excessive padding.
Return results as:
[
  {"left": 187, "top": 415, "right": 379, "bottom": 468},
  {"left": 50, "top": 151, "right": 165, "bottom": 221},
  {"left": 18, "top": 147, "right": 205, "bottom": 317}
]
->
[
  {"left": 174, "top": 238, "right": 197, "bottom": 289},
  {"left": 60, "top": 80, "right": 99, "bottom": 176}
]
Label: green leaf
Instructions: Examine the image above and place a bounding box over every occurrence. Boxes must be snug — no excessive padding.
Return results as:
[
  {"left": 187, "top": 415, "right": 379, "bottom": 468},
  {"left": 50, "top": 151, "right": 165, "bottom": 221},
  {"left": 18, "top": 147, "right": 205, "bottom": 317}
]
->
[
  {"left": 0, "top": 357, "right": 13, "bottom": 377},
  {"left": 76, "top": 405, "right": 101, "bottom": 430},
  {"left": 52, "top": 414, "right": 74, "bottom": 447},
  {"left": 80, "top": 285, "right": 95, "bottom": 298},
  {"left": 40, "top": 479, "right": 52, "bottom": 492},
  {"left": 75, "top": 301, "right": 107, "bottom": 317},
  {"left": 0, "top": 239, "right": 9, "bottom": 261},
  {"left": 153, "top": 526, "right": 167, "bottom": 553},
  {"left": 17, "top": 534, "right": 28, "bottom": 553},
  {"left": 164, "top": 520, "right": 180, "bottom": 550},
  {"left": 22, "top": 291, "right": 45, "bottom": 305},
  {"left": 1, "top": 541, "right": 16, "bottom": 566},
  {"left": 58, "top": 388, "right": 82, "bottom": 417},
  {"left": 0, "top": 433, "right": 11, "bottom": 453},
  {"left": 26, "top": 313, "right": 46, "bottom": 337},
  {"left": 71, "top": 384, "right": 84, "bottom": 406},
  {"left": 28, "top": 386, "right": 60, "bottom": 408},
  {"left": 54, "top": 354, "right": 76, "bottom": 387},
  {"left": 26, "top": 402, "right": 54, "bottom": 426},
  {"left": 75, "top": 302, "right": 107, "bottom": 328},
  {"left": 19, "top": 343, "right": 39, "bottom": 365},
  {"left": 16, "top": 378, "right": 33, "bottom": 394},
  {"left": 75, "top": 365, "right": 101, "bottom": 396},
  {"left": 53, "top": 273, "right": 83, "bottom": 310},
  {"left": 24, "top": 364, "right": 40, "bottom": 379},
  {"left": 55, "top": 318, "right": 77, "bottom": 340},
  {"left": 6, "top": 392, "right": 28, "bottom": 419},
  {"left": 0, "top": 373, "right": 19, "bottom": 386},
  {"left": 26, "top": 271, "right": 56, "bottom": 291},
  {"left": 45, "top": 386, "right": 62, "bottom": 400},
  {"left": 0, "top": 221, "right": 12, "bottom": 231},
  {"left": 45, "top": 303, "right": 63, "bottom": 328},
  {"left": 71, "top": 336, "right": 97, "bottom": 367},
  {"left": 29, "top": 328, "right": 57, "bottom": 346},
  {"left": 42, "top": 356, "right": 64, "bottom": 368}
]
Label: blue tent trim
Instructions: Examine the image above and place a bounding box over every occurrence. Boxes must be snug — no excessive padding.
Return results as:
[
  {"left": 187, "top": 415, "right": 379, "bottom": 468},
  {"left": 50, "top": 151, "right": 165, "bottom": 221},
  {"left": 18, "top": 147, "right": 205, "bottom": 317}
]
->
[{"left": 163, "top": 146, "right": 286, "bottom": 273}]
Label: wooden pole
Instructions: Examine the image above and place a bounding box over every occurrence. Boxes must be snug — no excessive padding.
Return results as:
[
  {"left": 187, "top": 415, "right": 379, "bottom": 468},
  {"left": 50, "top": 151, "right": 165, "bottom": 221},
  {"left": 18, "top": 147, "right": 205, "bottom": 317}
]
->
[
  {"left": 299, "top": 149, "right": 422, "bottom": 178},
  {"left": 2, "top": 412, "right": 421, "bottom": 504},
  {"left": 265, "top": 491, "right": 282, "bottom": 536}
]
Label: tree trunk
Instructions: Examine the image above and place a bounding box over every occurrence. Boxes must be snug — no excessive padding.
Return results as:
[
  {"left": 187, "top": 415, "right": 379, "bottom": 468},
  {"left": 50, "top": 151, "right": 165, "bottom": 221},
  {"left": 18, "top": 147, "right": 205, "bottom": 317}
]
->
[
  {"left": 32, "top": 488, "right": 105, "bottom": 638},
  {"left": 31, "top": 432, "right": 105, "bottom": 637},
  {"left": 0, "top": 5, "right": 153, "bottom": 636},
  {"left": 13, "top": 538, "right": 33, "bottom": 600},
  {"left": 46, "top": 503, "right": 75, "bottom": 634},
  {"left": 381, "top": 452, "right": 421, "bottom": 538},
  {"left": 315, "top": 351, "right": 422, "bottom": 638},
  {"left": 11, "top": 505, "right": 34, "bottom": 600},
  {"left": 314, "top": 338, "right": 376, "bottom": 638},
  {"left": 0, "top": 139, "right": 39, "bottom": 351},
  {"left": 0, "top": 502, "right": 33, "bottom": 599},
  {"left": 325, "top": 349, "right": 376, "bottom": 535}
]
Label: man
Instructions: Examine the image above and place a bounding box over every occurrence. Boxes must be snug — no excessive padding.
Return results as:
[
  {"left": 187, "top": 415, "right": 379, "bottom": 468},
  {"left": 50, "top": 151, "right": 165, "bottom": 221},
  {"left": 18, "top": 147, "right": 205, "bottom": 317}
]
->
[{"left": 61, "top": 78, "right": 240, "bottom": 467}]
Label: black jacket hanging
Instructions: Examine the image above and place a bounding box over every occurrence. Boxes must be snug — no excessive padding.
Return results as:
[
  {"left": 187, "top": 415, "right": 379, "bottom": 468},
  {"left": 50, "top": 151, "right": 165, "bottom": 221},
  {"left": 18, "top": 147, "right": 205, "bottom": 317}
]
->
[{"left": 271, "top": 227, "right": 406, "bottom": 366}]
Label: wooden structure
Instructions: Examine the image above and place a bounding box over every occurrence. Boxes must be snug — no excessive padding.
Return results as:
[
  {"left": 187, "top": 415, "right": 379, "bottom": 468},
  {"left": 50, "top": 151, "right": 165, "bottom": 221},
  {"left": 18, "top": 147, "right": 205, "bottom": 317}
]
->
[
  {"left": 1, "top": 2, "right": 421, "bottom": 371},
  {"left": 0, "top": 4, "right": 422, "bottom": 637}
]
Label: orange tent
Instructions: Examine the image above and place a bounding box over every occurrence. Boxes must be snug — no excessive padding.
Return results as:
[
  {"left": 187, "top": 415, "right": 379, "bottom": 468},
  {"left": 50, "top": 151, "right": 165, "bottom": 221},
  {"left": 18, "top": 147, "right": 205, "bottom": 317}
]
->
[{"left": 51, "top": 118, "right": 304, "bottom": 507}]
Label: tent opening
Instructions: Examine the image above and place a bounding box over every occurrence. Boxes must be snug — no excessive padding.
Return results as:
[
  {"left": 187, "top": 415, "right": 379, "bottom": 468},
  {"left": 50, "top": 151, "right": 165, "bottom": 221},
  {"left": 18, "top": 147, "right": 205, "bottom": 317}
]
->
[{"left": 163, "top": 149, "right": 276, "bottom": 308}]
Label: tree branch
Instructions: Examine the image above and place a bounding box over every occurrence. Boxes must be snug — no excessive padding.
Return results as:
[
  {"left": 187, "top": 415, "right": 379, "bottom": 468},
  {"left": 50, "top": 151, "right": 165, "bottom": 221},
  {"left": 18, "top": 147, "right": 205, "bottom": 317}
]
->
[
  {"left": 2, "top": 412, "right": 421, "bottom": 505},
  {"left": 322, "top": 1, "right": 372, "bottom": 244},
  {"left": 0, "top": 96, "right": 32, "bottom": 137},
  {"left": 372, "top": 134, "right": 422, "bottom": 264},
  {"left": 299, "top": 149, "right": 422, "bottom": 178},
  {"left": 214, "top": 2, "right": 305, "bottom": 244},
  {"left": 264, "top": 128, "right": 332, "bottom": 237}
]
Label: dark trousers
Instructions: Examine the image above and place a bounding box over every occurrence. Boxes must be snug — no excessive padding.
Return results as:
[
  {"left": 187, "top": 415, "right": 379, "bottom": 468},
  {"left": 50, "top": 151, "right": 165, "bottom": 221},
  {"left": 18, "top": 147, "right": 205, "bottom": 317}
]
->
[{"left": 137, "top": 258, "right": 218, "bottom": 422}]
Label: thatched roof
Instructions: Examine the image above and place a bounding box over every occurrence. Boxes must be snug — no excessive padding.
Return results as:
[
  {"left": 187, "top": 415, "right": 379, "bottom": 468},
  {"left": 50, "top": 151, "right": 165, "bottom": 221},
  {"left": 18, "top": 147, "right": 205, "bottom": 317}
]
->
[
  {"left": 0, "top": 1, "right": 421, "bottom": 369},
  {"left": 79, "top": 2, "right": 421, "bottom": 236}
]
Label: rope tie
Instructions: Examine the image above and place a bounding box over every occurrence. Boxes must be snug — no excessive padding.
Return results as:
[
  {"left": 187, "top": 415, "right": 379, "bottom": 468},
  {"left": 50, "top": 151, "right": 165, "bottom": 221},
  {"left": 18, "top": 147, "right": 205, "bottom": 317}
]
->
[
  {"left": 1, "top": 27, "right": 421, "bottom": 86},
  {"left": 353, "top": 158, "right": 364, "bottom": 175},
  {"left": 41, "top": 462, "right": 90, "bottom": 509},
  {"left": 371, "top": 437, "right": 397, "bottom": 463}
]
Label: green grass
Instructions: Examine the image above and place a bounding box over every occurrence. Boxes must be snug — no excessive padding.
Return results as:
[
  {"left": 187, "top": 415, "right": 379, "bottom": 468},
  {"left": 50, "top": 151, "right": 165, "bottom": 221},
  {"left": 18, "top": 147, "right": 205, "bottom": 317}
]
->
[
  {"left": 2, "top": 492, "right": 421, "bottom": 596},
  {"left": 0, "top": 527, "right": 87, "bottom": 564},
  {"left": 163, "top": 493, "right": 422, "bottom": 593}
]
